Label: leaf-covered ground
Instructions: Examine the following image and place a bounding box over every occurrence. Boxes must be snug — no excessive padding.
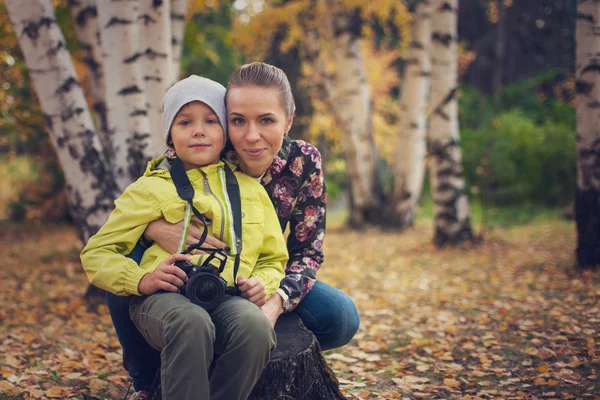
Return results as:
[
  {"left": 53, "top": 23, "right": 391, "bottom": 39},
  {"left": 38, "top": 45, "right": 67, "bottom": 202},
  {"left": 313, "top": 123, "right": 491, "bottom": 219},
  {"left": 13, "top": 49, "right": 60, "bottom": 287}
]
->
[{"left": 0, "top": 217, "right": 599, "bottom": 399}]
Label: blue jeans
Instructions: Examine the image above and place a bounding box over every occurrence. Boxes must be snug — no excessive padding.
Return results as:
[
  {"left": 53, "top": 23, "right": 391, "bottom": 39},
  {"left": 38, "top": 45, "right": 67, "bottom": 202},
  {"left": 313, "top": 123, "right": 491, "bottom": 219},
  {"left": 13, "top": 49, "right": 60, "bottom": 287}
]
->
[{"left": 107, "top": 273, "right": 360, "bottom": 391}]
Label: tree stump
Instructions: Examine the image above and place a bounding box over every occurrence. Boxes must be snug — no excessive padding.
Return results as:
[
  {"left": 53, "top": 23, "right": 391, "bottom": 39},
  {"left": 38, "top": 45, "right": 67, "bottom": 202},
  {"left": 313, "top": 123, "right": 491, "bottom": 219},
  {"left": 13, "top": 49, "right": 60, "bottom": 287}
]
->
[
  {"left": 144, "top": 313, "right": 346, "bottom": 400},
  {"left": 249, "top": 313, "right": 346, "bottom": 400}
]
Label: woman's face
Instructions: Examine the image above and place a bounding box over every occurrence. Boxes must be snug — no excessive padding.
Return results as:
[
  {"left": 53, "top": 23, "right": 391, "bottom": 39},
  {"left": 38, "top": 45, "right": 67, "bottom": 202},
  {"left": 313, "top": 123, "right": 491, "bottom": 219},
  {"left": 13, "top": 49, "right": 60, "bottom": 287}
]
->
[{"left": 226, "top": 85, "right": 293, "bottom": 178}]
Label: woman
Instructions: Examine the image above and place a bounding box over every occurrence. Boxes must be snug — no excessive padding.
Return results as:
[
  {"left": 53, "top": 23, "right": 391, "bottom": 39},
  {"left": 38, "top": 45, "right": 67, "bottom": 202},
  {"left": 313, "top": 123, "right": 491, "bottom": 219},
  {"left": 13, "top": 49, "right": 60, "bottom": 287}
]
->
[{"left": 107, "top": 62, "right": 360, "bottom": 399}]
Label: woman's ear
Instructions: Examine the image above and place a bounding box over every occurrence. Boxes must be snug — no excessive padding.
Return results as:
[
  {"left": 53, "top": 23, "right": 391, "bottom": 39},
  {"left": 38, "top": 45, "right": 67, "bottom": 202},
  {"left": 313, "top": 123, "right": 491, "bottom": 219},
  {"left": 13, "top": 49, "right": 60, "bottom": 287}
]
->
[{"left": 284, "top": 114, "right": 295, "bottom": 136}]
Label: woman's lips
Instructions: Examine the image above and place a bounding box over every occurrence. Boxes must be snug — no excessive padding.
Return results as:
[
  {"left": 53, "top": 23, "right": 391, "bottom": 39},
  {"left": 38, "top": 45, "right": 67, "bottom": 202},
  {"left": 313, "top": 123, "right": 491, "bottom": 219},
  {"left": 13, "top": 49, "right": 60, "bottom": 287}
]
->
[{"left": 244, "top": 148, "right": 266, "bottom": 157}]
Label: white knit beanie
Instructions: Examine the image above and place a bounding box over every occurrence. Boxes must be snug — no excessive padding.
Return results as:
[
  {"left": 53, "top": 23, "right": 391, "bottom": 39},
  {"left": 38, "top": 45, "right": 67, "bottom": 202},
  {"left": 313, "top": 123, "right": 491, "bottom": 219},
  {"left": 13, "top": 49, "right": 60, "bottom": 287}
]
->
[{"left": 162, "top": 75, "right": 227, "bottom": 148}]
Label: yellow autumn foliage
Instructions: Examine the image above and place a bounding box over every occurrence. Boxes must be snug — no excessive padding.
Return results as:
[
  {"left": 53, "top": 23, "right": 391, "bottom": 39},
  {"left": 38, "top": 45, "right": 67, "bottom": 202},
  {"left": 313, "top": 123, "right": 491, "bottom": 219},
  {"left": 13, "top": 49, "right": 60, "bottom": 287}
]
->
[{"left": 233, "top": 0, "right": 410, "bottom": 160}]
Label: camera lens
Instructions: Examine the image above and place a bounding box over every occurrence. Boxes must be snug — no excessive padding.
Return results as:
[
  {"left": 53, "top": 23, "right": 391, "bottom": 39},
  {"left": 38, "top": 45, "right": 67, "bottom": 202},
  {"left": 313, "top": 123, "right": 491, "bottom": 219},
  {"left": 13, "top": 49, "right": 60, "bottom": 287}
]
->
[{"left": 185, "top": 273, "right": 225, "bottom": 311}]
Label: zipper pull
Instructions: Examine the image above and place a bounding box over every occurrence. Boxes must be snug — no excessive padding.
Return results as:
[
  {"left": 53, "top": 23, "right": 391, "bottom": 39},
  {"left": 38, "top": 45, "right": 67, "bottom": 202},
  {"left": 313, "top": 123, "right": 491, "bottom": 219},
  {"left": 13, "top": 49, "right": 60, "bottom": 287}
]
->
[{"left": 203, "top": 176, "right": 210, "bottom": 195}]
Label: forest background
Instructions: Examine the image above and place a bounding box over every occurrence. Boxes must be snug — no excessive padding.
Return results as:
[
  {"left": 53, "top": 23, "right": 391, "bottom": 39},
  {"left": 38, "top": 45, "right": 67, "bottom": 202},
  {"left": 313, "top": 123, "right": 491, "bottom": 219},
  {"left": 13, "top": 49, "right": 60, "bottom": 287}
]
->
[
  {"left": 2, "top": 1, "right": 599, "bottom": 399},
  {"left": 0, "top": 0, "right": 577, "bottom": 226}
]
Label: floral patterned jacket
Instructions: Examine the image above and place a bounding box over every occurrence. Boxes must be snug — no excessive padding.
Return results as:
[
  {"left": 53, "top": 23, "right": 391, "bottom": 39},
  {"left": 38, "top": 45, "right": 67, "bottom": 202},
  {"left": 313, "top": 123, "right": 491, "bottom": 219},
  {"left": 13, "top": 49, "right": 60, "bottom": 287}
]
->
[{"left": 225, "top": 135, "right": 326, "bottom": 312}]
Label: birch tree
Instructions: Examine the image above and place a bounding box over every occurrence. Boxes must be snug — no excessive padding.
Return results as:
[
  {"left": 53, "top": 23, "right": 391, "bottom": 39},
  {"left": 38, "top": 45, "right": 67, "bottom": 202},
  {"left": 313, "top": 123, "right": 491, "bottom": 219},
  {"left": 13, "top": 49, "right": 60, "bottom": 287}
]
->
[
  {"left": 323, "top": 0, "right": 383, "bottom": 226},
  {"left": 97, "top": 1, "right": 154, "bottom": 192},
  {"left": 393, "top": 0, "right": 433, "bottom": 228},
  {"left": 428, "top": 0, "right": 474, "bottom": 245},
  {"left": 139, "top": 0, "right": 174, "bottom": 154},
  {"left": 5, "top": 0, "right": 118, "bottom": 242},
  {"left": 575, "top": 0, "right": 600, "bottom": 268},
  {"left": 7, "top": 0, "right": 188, "bottom": 245},
  {"left": 69, "top": 0, "right": 110, "bottom": 156},
  {"left": 170, "top": 0, "right": 187, "bottom": 80}
]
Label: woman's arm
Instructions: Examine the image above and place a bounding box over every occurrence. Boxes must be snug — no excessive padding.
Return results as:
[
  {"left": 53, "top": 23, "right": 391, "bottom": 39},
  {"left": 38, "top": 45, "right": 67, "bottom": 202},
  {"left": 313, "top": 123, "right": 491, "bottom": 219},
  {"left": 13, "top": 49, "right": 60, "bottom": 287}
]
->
[
  {"left": 279, "top": 150, "right": 326, "bottom": 312},
  {"left": 144, "top": 217, "right": 227, "bottom": 254},
  {"left": 249, "top": 188, "right": 289, "bottom": 299}
]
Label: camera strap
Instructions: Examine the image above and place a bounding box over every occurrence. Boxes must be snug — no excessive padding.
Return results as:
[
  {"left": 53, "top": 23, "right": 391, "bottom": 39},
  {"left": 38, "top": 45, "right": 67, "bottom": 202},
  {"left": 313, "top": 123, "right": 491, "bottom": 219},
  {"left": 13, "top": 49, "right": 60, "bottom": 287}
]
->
[{"left": 170, "top": 157, "right": 242, "bottom": 289}]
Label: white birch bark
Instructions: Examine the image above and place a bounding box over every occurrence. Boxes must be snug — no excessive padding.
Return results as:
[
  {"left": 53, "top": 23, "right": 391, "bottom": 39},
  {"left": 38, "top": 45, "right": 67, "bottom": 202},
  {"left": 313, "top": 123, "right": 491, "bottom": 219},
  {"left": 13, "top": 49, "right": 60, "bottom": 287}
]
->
[
  {"left": 170, "top": 0, "right": 188, "bottom": 81},
  {"left": 428, "top": 0, "right": 473, "bottom": 245},
  {"left": 5, "top": 0, "right": 116, "bottom": 242},
  {"left": 97, "top": 0, "right": 154, "bottom": 192},
  {"left": 139, "top": 0, "right": 173, "bottom": 155},
  {"left": 323, "top": 0, "right": 381, "bottom": 225},
  {"left": 393, "top": 0, "right": 433, "bottom": 228},
  {"left": 69, "top": 0, "right": 111, "bottom": 157},
  {"left": 575, "top": 0, "right": 600, "bottom": 267}
]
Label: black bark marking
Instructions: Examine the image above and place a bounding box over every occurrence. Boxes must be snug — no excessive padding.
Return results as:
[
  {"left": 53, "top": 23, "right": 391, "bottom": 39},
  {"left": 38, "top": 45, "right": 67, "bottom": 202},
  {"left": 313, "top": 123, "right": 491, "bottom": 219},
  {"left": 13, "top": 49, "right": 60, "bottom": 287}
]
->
[
  {"left": 93, "top": 101, "right": 108, "bottom": 132},
  {"left": 117, "top": 85, "right": 143, "bottom": 96},
  {"left": 576, "top": 79, "right": 594, "bottom": 95},
  {"left": 123, "top": 52, "right": 143, "bottom": 64},
  {"left": 56, "top": 77, "right": 81, "bottom": 95},
  {"left": 575, "top": 188, "right": 600, "bottom": 268},
  {"left": 576, "top": 12, "right": 595, "bottom": 23},
  {"left": 143, "top": 48, "right": 168, "bottom": 60},
  {"left": 153, "top": 0, "right": 163, "bottom": 8},
  {"left": 74, "top": 5, "right": 97, "bottom": 27},
  {"left": 61, "top": 107, "right": 85, "bottom": 122},
  {"left": 144, "top": 76, "right": 162, "bottom": 82},
  {"left": 432, "top": 32, "right": 453, "bottom": 47},
  {"left": 410, "top": 40, "right": 424, "bottom": 50},
  {"left": 432, "top": 88, "right": 457, "bottom": 119},
  {"left": 434, "top": 218, "right": 474, "bottom": 247},
  {"left": 138, "top": 14, "right": 156, "bottom": 25},
  {"left": 130, "top": 109, "right": 147, "bottom": 117},
  {"left": 44, "top": 113, "right": 54, "bottom": 132},
  {"left": 68, "top": 144, "right": 80, "bottom": 159},
  {"left": 582, "top": 64, "right": 600, "bottom": 75},
  {"left": 440, "top": 2, "right": 453, "bottom": 12},
  {"left": 170, "top": 13, "right": 185, "bottom": 21},
  {"left": 105, "top": 17, "right": 133, "bottom": 28},
  {"left": 47, "top": 40, "right": 65, "bottom": 56},
  {"left": 22, "top": 17, "right": 56, "bottom": 40},
  {"left": 56, "top": 136, "right": 65, "bottom": 148}
]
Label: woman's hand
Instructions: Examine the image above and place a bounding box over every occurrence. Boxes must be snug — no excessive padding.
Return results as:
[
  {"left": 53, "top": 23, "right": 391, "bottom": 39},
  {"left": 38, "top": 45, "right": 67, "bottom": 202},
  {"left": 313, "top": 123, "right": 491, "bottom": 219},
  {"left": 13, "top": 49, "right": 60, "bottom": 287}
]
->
[
  {"left": 260, "top": 293, "right": 284, "bottom": 328},
  {"left": 237, "top": 276, "right": 267, "bottom": 307},
  {"left": 138, "top": 253, "right": 191, "bottom": 295},
  {"left": 144, "top": 217, "right": 228, "bottom": 254}
]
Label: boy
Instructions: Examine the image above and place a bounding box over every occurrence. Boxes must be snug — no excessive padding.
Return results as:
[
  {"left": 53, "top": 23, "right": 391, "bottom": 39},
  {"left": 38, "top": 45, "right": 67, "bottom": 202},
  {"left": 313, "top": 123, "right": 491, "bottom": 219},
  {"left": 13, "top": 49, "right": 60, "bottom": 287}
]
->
[{"left": 81, "top": 75, "right": 288, "bottom": 400}]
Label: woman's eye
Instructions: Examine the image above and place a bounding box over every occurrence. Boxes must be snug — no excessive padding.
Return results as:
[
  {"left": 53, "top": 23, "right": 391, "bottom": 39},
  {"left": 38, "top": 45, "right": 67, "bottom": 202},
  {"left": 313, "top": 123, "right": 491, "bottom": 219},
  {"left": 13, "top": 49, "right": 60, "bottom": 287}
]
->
[
  {"left": 231, "top": 118, "right": 245, "bottom": 125},
  {"left": 261, "top": 118, "right": 274, "bottom": 124}
]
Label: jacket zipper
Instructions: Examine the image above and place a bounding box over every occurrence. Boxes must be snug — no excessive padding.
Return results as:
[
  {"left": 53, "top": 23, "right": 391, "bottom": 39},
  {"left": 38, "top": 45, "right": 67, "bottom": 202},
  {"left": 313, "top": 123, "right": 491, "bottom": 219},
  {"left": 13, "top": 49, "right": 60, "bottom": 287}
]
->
[{"left": 201, "top": 171, "right": 225, "bottom": 241}]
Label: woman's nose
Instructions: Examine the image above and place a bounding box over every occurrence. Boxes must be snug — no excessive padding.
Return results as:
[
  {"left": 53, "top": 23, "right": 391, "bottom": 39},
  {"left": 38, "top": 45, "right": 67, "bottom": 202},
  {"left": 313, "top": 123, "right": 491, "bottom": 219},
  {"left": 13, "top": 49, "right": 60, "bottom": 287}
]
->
[{"left": 246, "top": 123, "right": 260, "bottom": 142}]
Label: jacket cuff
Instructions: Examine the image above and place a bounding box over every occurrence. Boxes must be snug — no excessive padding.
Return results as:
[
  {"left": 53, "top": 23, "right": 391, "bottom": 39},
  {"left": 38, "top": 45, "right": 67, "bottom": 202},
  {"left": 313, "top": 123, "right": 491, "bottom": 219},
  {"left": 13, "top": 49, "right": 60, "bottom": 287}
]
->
[{"left": 124, "top": 267, "right": 148, "bottom": 296}]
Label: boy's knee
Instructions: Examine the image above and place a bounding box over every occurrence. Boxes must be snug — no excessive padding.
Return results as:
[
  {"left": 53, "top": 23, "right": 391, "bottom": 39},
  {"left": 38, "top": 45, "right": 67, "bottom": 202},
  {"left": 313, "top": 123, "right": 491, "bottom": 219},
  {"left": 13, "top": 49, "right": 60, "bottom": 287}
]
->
[
  {"left": 236, "top": 312, "right": 276, "bottom": 352},
  {"left": 164, "top": 305, "right": 215, "bottom": 344}
]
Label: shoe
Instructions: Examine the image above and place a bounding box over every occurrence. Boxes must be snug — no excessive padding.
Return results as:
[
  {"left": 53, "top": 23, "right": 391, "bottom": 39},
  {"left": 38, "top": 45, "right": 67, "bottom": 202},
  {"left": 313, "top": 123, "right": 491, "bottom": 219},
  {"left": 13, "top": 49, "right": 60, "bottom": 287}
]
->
[{"left": 128, "top": 390, "right": 151, "bottom": 400}]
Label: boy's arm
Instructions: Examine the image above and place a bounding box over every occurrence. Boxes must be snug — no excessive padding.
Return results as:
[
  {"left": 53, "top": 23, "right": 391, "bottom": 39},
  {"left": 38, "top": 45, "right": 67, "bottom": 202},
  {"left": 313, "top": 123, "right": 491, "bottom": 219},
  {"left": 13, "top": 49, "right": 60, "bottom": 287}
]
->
[
  {"left": 80, "top": 179, "right": 162, "bottom": 296},
  {"left": 249, "top": 189, "right": 288, "bottom": 299}
]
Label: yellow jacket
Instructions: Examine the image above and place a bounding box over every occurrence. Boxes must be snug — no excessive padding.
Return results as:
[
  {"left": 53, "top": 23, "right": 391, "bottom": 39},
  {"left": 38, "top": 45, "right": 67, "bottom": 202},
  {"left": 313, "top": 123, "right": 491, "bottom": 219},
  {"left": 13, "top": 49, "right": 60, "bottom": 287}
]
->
[{"left": 80, "top": 157, "right": 288, "bottom": 298}]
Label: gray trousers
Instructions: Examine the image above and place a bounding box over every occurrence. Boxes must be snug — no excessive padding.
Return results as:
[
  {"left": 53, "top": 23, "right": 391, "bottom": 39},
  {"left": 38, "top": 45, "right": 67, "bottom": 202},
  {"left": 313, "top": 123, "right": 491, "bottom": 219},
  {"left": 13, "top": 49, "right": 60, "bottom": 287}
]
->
[{"left": 130, "top": 293, "right": 276, "bottom": 400}]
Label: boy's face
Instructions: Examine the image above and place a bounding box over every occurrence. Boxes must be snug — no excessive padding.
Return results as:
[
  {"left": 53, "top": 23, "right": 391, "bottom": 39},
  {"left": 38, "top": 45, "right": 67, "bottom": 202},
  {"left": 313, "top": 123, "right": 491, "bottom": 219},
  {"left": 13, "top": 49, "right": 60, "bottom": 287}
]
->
[{"left": 170, "top": 101, "right": 224, "bottom": 170}]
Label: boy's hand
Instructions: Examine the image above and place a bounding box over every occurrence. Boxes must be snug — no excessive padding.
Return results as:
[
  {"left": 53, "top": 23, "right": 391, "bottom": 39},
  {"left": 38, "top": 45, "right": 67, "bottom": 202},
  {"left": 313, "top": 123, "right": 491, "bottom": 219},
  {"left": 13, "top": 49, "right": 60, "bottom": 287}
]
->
[
  {"left": 138, "top": 254, "right": 191, "bottom": 295},
  {"left": 144, "top": 217, "right": 227, "bottom": 254},
  {"left": 237, "top": 276, "right": 267, "bottom": 307}
]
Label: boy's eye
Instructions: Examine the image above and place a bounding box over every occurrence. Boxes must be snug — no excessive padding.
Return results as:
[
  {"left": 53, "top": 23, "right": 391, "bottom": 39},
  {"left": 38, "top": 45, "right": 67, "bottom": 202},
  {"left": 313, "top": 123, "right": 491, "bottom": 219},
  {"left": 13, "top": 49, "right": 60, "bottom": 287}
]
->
[
  {"left": 178, "top": 119, "right": 191, "bottom": 126},
  {"left": 206, "top": 118, "right": 218, "bottom": 124}
]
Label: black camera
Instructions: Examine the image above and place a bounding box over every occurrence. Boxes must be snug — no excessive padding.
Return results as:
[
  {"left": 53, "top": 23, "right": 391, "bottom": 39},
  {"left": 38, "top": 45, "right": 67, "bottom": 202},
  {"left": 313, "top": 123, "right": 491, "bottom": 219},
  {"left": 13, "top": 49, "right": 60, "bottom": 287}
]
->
[{"left": 174, "top": 250, "right": 229, "bottom": 311}]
